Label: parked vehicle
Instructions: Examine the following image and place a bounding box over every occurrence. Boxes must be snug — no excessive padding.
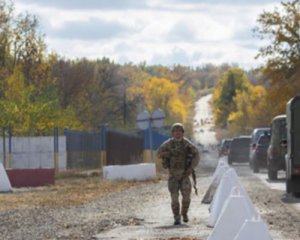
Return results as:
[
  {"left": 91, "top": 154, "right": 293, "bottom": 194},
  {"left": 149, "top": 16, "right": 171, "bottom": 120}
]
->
[
  {"left": 249, "top": 128, "right": 270, "bottom": 169},
  {"left": 252, "top": 133, "right": 270, "bottom": 173},
  {"left": 218, "top": 138, "right": 232, "bottom": 157},
  {"left": 267, "top": 115, "right": 287, "bottom": 180},
  {"left": 228, "top": 136, "right": 251, "bottom": 164},
  {"left": 285, "top": 96, "right": 300, "bottom": 196}
]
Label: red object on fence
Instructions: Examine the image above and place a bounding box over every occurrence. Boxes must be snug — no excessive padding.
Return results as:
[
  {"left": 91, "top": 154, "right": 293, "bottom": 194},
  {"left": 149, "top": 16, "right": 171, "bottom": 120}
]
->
[{"left": 6, "top": 169, "right": 55, "bottom": 187}]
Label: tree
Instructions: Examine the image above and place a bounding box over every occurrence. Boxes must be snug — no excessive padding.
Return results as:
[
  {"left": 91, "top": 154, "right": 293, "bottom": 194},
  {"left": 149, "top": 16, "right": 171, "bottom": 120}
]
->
[
  {"left": 227, "top": 85, "right": 268, "bottom": 136},
  {"left": 255, "top": 0, "right": 300, "bottom": 77},
  {"left": 0, "top": 66, "right": 81, "bottom": 133},
  {"left": 254, "top": 0, "right": 300, "bottom": 120},
  {"left": 212, "top": 68, "right": 251, "bottom": 128}
]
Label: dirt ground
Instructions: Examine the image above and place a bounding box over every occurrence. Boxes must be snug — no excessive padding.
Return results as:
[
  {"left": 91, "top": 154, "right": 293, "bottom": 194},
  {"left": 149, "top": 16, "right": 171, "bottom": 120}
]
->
[{"left": 2, "top": 149, "right": 300, "bottom": 240}]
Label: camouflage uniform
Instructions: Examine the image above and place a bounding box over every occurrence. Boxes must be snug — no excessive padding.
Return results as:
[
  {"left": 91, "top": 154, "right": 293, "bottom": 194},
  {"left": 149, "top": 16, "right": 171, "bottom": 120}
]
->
[{"left": 157, "top": 137, "right": 200, "bottom": 223}]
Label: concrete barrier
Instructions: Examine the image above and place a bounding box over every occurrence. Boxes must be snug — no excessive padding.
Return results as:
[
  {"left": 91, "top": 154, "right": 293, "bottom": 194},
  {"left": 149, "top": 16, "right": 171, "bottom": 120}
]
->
[
  {"left": 202, "top": 159, "right": 229, "bottom": 204},
  {"left": 103, "top": 163, "right": 156, "bottom": 180},
  {"left": 0, "top": 163, "right": 12, "bottom": 192},
  {"left": 208, "top": 168, "right": 239, "bottom": 227},
  {"left": 208, "top": 194, "right": 253, "bottom": 240},
  {"left": 208, "top": 168, "right": 257, "bottom": 227},
  {"left": 6, "top": 168, "right": 55, "bottom": 187},
  {"left": 233, "top": 218, "right": 272, "bottom": 240}
]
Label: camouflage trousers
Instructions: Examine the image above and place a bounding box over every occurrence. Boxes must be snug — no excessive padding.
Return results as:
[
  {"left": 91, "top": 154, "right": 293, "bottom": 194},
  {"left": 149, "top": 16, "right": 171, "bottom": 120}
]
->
[{"left": 168, "top": 176, "right": 192, "bottom": 221}]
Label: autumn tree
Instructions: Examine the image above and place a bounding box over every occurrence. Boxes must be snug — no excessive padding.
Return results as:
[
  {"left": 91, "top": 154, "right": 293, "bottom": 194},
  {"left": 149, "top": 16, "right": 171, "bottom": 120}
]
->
[
  {"left": 254, "top": 0, "right": 300, "bottom": 116},
  {"left": 255, "top": 0, "right": 300, "bottom": 76},
  {"left": 227, "top": 85, "right": 268, "bottom": 136},
  {"left": 212, "top": 68, "right": 251, "bottom": 129},
  {"left": 0, "top": 66, "right": 81, "bottom": 133},
  {"left": 130, "top": 76, "right": 189, "bottom": 125}
]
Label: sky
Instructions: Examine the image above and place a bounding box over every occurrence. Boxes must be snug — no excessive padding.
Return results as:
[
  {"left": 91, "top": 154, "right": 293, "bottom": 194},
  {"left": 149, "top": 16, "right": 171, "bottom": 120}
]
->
[{"left": 14, "top": 0, "right": 282, "bottom": 70}]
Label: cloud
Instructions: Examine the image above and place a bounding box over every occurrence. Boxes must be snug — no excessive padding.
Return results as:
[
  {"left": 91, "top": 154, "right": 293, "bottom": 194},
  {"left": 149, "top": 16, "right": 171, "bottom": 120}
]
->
[
  {"left": 14, "top": 0, "right": 283, "bottom": 69},
  {"left": 170, "top": 0, "right": 279, "bottom": 5},
  {"left": 47, "top": 18, "right": 137, "bottom": 40},
  {"left": 16, "top": 0, "right": 148, "bottom": 10},
  {"left": 167, "top": 21, "right": 197, "bottom": 42}
]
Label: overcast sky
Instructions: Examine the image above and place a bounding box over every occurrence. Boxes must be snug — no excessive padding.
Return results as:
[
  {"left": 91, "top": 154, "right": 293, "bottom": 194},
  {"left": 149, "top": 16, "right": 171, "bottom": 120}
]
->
[{"left": 14, "top": 0, "right": 282, "bottom": 69}]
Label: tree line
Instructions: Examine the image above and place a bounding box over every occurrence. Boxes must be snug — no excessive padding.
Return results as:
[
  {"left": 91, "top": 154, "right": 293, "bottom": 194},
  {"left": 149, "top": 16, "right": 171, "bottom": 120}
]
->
[{"left": 0, "top": 0, "right": 234, "bottom": 135}]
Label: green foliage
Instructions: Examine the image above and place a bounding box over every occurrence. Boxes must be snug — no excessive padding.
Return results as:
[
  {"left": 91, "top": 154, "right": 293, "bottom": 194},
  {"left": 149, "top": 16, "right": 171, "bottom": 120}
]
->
[
  {"left": 0, "top": 66, "right": 81, "bottom": 132},
  {"left": 212, "top": 68, "right": 251, "bottom": 128}
]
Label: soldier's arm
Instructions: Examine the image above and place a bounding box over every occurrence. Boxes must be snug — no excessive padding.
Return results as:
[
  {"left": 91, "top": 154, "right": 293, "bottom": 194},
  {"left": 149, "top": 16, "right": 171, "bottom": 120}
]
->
[
  {"left": 185, "top": 139, "right": 200, "bottom": 169},
  {"left": 157, "top": 140, "right": 171, "bottom": 169},
  {"left": 156, "top": 140, "right": 171, "bottom": 159}
]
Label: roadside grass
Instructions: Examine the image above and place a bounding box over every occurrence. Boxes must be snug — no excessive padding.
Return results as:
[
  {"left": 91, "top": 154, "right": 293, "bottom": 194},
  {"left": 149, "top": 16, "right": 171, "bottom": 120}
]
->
[{"left": 0, "top": 169, "right": 159, "bottom": 211}]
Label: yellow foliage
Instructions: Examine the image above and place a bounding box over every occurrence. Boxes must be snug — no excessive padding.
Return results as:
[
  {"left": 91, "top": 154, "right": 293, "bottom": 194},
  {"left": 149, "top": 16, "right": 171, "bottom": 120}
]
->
[
  {"left": 129, "top": 76, "right": 190, "bottom": 125},
  {"left": 168, "top": 98, "right": 187, "bottom": 123}
]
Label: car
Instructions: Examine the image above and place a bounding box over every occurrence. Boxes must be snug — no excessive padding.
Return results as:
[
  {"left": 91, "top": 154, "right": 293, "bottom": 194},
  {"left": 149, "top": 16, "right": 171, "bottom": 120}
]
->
[
  {"left": 218, "top": 138, "right": 232, "bottom": 157},
  {"left": 252, "top": 133, "right": 270, "bottom": 173},
  {"left": 267, "top": 115, "right": 287, "bottom": 180},
  {"left": 249, "top": 127, "right": 270, "bottom": 169},
  {"left": 228, "top": 136, "right": 251, "bottom": 164}
]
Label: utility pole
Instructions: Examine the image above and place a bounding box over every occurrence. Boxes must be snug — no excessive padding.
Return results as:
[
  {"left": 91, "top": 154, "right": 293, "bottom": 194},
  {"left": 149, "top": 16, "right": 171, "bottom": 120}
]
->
[{"left": 123, "top": 77, "right": 128, "bottom": 127}]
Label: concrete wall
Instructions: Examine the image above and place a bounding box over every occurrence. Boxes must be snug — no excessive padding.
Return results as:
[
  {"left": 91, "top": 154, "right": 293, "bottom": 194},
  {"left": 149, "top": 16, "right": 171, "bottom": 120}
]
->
[{"left": 0, "top": 136, "right": 66, "bottom": 170}]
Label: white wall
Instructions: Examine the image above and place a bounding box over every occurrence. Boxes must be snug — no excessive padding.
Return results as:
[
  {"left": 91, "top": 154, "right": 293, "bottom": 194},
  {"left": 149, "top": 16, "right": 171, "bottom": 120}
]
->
[{"left": 0, "top": 136, "right": 66, "bottom": 170}]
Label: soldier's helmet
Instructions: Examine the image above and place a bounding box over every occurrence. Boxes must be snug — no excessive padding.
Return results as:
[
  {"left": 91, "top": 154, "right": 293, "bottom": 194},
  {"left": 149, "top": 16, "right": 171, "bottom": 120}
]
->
[{"left": 171, "top": 122, "right": 184, "bottom": 132}]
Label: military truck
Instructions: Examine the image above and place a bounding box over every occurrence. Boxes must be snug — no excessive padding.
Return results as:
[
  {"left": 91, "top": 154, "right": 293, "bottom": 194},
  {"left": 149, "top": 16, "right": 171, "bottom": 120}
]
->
[
  {"left": 267, "top": 115, "right": 287, "bottom": 180},
  {"left": 286, "top": 96, "right": 300, "bottom": 196}
]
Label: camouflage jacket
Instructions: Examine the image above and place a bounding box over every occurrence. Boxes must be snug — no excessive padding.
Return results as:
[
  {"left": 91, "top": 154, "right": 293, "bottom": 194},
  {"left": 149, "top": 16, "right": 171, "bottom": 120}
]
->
[{"left": 156, "top": 137, "right": 200, "bottom": 180}]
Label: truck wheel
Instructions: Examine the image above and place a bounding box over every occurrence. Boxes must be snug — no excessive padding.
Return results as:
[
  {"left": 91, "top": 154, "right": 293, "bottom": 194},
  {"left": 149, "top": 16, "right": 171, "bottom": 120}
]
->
[
  {"left": 286, "top": 179, "right": 292, "bottom": 193},
  {"left": 249, "top": 160, "right": 253, "bottom": 170},
  {"left": 253, "top": 160, "right": 259, "bottom": 173},
  {"left": 293, "top": 192, "right": 300, "bottom": 198},
  {"left": 268, "top": 168, "right": 277, "bottom": 180}
]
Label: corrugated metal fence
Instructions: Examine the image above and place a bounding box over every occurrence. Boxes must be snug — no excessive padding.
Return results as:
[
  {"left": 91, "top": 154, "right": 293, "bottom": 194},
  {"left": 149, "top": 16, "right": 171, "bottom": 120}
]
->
[
  {"left": 106, "top": 129, "right": 144, "bottom": 165},
  {"left": 1, "top": 127, "right": 170, "bottom": 170},
  {"left": 64, "top": 129, "right": 102, "bottom": 169}
]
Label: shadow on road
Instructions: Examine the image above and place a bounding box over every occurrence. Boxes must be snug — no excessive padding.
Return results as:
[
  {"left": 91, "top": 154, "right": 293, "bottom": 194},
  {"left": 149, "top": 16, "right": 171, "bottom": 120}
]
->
[
  {"left": 155, "top": 224, "right": 191, "bottom": 230},
  {"left": 281, "top": 193, "right": 300, "bottom": 203},
  {"left": 266, "top": 178, "right": 286, "bottom": 183}
]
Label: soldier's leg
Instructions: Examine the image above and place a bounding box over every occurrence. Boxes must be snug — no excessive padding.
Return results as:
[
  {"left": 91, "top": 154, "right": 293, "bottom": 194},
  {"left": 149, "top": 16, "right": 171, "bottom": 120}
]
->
[
  {"left": 168, "top": 177, "right": 180, "bottom": 224},
  {"left": 180, "top": 177, "right": 192, "bottom": 222}
]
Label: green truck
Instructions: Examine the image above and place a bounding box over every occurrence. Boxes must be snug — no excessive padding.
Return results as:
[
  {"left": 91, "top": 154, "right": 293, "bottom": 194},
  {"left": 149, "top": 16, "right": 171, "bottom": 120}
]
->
[
  {"left": 267, "top": 115, "right": 287, "bottom": 180},
  {"left": 286, "top": 96, "right": 300, "bottom": 196}
]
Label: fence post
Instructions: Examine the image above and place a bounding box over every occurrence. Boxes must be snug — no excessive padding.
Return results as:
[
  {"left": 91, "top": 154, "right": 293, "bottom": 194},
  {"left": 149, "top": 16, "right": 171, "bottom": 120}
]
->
[
  {"left": 8, "top": 127, "right": 12, "bottom": 168},
  {"left": 2, "top": 127, "right": 6, "bottom": 168},
  {"left": 54, "top": 127, "right": 59, "bottom": 172},
  {"left": 100, "top": 125, "right": 107, "bottom": 169}
]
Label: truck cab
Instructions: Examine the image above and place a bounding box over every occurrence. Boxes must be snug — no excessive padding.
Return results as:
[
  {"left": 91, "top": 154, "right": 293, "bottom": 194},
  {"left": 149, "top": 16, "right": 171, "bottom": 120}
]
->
[{"left": 286, "top": 96, "right": 300, "bottom": 196}]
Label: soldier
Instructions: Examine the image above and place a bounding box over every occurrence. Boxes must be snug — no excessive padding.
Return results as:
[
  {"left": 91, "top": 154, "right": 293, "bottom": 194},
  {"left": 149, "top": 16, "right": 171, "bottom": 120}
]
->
[{"left": 157, "top": 123, "right": 200, "bottom": 225}]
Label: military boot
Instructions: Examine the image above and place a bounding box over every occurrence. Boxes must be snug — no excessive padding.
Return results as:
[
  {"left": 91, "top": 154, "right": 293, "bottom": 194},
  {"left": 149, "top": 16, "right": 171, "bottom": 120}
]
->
[
  {"left": 174, "top": 215, "right": 181, "bottom": 225},
  {"left": 182, "top": 213, "right": 189, "bottom": 223}
]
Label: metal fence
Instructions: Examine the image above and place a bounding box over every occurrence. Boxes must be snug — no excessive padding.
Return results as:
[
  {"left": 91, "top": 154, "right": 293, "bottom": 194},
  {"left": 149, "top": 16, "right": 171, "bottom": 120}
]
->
[
  {"left": 106, "top": 129, "right": 144, "bottom": 165},
  {"left": 64, "top": 129, "right": 102, "bottom": 169}
]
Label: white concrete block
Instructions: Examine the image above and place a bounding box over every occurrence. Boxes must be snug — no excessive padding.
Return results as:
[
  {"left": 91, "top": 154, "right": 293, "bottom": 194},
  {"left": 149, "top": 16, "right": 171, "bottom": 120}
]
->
[
  {"left": 0, "top": 163, "right": 12, "bottom": 192},
  {"left": 208, "top": 168, "right": 239, "bottom": 227},
  {"left": 103, "top": 163, "right": 156, "bottom": 181},
  {"left": 233, "top": 218, "right": 272, "bottom": 240},
  {"left": 208, "top": 195, "right": 253, "bottom": 240},
  {"left": 208, "top": 168, "right": 258, "bottom": 227},
  {"left": 202, "top": 162, "right": 229, "bottom": 204}
]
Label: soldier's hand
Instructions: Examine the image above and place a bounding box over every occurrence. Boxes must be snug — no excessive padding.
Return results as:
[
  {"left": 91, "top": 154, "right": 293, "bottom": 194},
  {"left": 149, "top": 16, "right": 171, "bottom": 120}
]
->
[{"left": 182, "top": 167, "right": 193, "bottom": 178}]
